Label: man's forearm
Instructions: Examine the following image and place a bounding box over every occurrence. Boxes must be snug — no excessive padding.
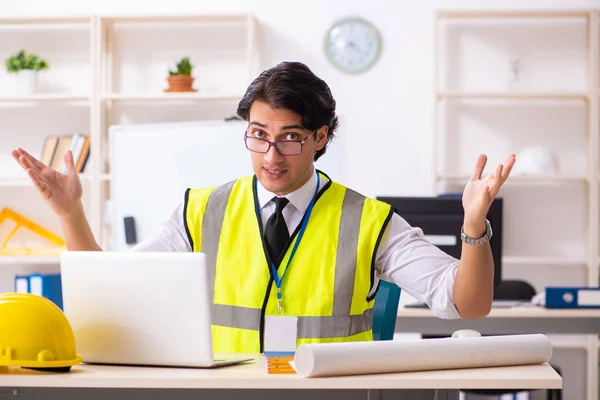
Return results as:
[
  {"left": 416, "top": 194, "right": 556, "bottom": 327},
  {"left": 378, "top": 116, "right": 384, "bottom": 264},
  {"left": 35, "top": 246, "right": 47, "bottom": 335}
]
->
[
  {"left": 59, "top": 202, "right": 102, "bottom": 251},
  {"left": 453, "top": 220, "right": 494, "bottom": 319}
]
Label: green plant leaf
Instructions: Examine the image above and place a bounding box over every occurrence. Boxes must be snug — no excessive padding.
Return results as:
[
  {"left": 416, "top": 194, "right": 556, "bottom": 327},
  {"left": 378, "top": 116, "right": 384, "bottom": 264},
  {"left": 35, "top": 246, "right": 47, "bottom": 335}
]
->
[
  {"left": 4, "top": 49, "right": 50, "bottom": 73},
  {"left": 169, "top": 56, "right": 193, "bottom": 76}
]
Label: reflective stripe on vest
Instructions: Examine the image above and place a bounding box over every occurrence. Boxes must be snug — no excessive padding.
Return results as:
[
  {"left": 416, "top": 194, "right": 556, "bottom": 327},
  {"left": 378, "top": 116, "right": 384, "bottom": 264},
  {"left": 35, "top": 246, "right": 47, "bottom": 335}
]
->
[
  {"left": 212, "top": 303, "right": 374, "bottom": 338},
  {"left": 201, "top": 180, "right": 236, "bottom": 302},
  {"left": 333, "top": 188, "right": 364, "bottom": 316}
]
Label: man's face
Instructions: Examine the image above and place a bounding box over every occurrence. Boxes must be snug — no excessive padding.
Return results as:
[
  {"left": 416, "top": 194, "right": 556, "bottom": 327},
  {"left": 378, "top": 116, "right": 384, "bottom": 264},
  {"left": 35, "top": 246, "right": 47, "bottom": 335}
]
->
[{"left": 246, "top": 100, "right": 327, "bottom": 196}]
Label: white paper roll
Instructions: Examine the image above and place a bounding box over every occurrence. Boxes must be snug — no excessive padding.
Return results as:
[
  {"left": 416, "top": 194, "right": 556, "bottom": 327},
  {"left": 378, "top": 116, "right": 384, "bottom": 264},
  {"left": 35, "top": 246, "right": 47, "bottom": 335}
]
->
[{"left": 294, "top": 334, "right": 553, "bottom": 378}]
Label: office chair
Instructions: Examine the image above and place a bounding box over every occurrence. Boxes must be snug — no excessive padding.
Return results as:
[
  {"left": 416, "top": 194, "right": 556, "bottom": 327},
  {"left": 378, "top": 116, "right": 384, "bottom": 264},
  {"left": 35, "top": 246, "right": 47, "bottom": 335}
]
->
[
  {"left": 372, "top": 279, "right": 401, "bottom": 341},
  {"left": 461, "top": 279, "right": 562, "bottom": 400},
  {"left": 368, "top": 280, "right": 401, "bottom": 400}
]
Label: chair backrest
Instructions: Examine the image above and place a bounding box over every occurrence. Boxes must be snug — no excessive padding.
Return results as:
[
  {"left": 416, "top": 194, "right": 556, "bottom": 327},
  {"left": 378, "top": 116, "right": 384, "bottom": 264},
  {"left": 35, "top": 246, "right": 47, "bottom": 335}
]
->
[{"left": 372, "top": 280, "right": 401, "bottom": 341}]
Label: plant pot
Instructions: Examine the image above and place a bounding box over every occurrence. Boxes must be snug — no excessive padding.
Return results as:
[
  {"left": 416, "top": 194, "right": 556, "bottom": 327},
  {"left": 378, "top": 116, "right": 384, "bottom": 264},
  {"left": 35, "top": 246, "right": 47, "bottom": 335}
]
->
[
  {"left": 13, "top": 70, "right": 38, "bottom": 95},
  {"left": 165, "top": 75, "right": 196, "bottom": 92}
]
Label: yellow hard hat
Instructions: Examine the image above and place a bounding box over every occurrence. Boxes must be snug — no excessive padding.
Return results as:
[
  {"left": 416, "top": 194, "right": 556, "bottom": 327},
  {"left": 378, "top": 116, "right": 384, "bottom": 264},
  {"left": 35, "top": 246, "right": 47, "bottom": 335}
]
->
[{"left": 0, "top": 293, "right": 82, "bottom": 371}]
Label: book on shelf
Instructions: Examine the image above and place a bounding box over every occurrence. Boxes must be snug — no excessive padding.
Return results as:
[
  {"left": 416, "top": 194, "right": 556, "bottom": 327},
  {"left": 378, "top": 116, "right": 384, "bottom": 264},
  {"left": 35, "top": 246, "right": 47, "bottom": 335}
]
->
[
  {"left": 40, "top": 136, "right": 58, "bottom": 166},
  {"left": 41, "top": 133, "right": 90, "bottom": 174}
]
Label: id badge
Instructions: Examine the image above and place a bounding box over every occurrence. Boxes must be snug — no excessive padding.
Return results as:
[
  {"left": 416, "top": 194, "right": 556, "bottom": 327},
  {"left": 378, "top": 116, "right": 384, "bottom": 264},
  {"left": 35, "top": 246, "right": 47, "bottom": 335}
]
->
[{"left": 264, "top": 315, "right": 298, "bottom": 352}]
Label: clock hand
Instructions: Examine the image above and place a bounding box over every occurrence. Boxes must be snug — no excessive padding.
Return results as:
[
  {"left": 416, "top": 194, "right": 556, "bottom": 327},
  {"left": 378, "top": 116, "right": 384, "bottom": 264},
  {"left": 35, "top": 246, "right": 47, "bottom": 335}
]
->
[{"left": 347, "top": 40, "right": 368, "bottom": 56}]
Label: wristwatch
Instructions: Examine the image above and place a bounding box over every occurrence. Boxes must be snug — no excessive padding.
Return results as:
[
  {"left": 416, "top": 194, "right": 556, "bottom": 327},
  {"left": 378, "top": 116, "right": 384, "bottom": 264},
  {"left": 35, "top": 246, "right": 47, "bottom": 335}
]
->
[{"left": 461, "top": 219, "right": 493, "bottom": 246}]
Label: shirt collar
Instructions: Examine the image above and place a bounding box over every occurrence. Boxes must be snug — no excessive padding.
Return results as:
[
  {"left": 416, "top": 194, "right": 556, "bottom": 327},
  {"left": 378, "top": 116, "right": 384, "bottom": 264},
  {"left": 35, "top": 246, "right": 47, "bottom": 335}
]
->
[{"left": 257, "top": 169, "right": 320, "bottom": 214}]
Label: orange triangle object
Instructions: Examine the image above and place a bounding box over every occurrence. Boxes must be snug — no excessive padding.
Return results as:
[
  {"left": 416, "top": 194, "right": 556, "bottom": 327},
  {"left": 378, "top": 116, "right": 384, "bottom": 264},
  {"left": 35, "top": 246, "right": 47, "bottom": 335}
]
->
[{"left": 0, "top": 208, "right": 65, "bottom": 256}]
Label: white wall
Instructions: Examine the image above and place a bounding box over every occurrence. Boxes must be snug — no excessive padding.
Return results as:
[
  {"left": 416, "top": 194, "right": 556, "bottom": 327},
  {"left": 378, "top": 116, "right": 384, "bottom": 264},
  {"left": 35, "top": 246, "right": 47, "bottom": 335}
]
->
[{"left": 5, "top": 0, "right": 599, "bottom": 198}]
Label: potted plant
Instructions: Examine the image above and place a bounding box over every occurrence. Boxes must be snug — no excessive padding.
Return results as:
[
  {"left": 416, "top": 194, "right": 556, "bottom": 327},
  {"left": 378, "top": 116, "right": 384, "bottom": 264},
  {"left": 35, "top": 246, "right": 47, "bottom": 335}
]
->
[
  {"left": 165, "top": 57, "right": 196, "bottom": 92},
  {"left": 5, "top": 49, "right": 50, "bottom": 95}
]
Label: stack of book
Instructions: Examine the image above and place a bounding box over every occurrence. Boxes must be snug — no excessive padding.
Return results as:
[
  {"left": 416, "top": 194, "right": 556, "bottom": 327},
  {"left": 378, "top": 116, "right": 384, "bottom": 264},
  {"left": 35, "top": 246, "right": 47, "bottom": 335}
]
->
[
  {"left": 265, "top": 352, "right": 296, "bottom": 374},
  {"left": 40, "top": 133, "right": 90, "bottom": 173}
]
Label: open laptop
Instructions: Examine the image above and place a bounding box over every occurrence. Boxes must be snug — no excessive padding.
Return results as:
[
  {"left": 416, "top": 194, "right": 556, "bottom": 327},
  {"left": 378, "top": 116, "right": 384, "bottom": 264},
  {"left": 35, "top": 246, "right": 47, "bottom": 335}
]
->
[{"left": 60, "top": 251, "right": 253, "bottom": 368}]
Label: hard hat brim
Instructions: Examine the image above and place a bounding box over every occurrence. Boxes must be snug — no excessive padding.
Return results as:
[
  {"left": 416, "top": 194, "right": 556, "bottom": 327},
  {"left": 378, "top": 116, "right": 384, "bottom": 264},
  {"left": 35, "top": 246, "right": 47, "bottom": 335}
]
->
[{"left": 0, "top": 354, "right": 82, "bottom": 368}]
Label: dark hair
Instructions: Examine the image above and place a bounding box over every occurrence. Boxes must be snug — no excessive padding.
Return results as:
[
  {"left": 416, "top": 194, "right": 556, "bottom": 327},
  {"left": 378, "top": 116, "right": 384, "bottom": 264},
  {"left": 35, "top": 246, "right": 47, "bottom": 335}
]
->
[{"left": 237, "top": 61, "right": 338, "bottom": 161}]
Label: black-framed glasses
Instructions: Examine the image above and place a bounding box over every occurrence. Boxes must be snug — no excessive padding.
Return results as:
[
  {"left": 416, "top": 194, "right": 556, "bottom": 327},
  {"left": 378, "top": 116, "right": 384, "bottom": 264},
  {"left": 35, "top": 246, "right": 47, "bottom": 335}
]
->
[{"left": 244, "top": 130, "right": 316, "bottom": 156}]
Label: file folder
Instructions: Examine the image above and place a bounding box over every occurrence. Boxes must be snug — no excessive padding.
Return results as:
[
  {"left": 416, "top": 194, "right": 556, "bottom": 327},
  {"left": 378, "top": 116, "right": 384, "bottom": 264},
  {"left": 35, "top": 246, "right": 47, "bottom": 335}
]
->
[
  {"left": 14, "top": 273, "right": 63, "bottom": 310},
  {"left": 545, "top": 287, "right": 600, "bottom": 309}
]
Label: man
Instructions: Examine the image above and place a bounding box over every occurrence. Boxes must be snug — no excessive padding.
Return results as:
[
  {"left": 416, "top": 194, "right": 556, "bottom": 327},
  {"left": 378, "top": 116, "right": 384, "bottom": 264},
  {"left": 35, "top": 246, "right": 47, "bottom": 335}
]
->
[{"left": 12, "top": 61, "right": 515, "bottom": 354}]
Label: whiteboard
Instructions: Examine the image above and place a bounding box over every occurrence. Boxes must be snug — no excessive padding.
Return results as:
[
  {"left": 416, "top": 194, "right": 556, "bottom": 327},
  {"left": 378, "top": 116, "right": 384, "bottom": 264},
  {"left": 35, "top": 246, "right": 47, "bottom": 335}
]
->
[{"left": 110, "top": 119, "right": 346, "bottom": 251}]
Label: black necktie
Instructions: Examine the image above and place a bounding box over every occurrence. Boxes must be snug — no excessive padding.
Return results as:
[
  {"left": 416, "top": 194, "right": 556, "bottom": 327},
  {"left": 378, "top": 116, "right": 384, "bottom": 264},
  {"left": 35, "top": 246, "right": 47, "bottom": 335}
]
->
[{"left": 264, "top": 197, "right": 290, "bottom": 264}]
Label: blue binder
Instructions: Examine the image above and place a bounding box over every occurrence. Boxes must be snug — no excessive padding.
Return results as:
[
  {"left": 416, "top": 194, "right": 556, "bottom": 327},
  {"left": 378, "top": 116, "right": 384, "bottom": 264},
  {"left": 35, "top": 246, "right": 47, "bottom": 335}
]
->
[
  {"left": 545, "top": 287, "right": 600, "bottom": 309},
  {"left": 14, "top": 273, "right": 63, "bottom": 310}
]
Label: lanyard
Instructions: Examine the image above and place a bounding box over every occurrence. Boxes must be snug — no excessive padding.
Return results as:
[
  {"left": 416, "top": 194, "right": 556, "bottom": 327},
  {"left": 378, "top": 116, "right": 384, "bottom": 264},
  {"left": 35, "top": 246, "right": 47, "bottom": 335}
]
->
[{"left": 256, "top": 173, "right": 321, "bottom": 313}]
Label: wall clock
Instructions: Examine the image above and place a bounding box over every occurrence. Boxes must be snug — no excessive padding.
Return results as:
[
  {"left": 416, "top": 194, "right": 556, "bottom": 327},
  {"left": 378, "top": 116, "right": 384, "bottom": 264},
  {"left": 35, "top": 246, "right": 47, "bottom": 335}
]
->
[{"left": 324, "top": 17, "right": 382, "bottom": 74}]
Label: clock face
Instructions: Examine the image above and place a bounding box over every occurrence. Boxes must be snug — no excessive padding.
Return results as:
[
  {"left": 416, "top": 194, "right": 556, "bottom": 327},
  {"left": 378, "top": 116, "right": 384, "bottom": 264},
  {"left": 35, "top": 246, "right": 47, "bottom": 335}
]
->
[{"left": 324, "top": 17, "right": 382, "bottom": 74}]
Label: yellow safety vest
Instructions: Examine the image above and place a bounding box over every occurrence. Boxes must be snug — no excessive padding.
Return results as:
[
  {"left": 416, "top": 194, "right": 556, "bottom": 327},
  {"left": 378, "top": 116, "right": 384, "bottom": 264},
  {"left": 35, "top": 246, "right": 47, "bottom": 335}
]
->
[{"left": 185, "top": 171, "right": 393, "bottom": 353}]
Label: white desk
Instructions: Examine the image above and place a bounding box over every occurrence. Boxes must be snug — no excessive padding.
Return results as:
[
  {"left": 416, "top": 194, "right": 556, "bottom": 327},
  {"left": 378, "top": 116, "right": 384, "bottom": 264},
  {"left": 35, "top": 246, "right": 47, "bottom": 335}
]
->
[
  {"left": 396, "top": 305, "right": 600, "bottom": 334},
  {"left": 396, "top": 305, "right": 600, "bottom": 400},
  {"left": 0, "top": 356, "right": 561, "bottom": 400}
]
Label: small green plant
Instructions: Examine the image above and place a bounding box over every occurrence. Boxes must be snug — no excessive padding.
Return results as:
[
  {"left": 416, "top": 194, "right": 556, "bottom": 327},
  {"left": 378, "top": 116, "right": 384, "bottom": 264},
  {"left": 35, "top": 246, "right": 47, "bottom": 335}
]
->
[
  {"left": 168, "top": 57, "right": 193, "bottom": 76},
  {"left": 5, "top": 50, "right": 50, "bottom": 74}
]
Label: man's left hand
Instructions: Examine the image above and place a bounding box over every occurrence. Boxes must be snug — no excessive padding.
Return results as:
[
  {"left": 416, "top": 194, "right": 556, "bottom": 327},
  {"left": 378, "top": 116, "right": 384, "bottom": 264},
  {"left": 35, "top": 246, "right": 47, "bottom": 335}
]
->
[{"left": 461, "top": 154, "right": 516, "bottom": 237}]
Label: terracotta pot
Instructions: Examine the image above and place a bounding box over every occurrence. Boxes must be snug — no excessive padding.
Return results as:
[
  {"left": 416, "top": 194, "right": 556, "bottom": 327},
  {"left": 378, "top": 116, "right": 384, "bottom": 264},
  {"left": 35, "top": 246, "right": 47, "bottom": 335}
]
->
[{"left": 165, "top": 75, "right": 196, "bottom": 92}]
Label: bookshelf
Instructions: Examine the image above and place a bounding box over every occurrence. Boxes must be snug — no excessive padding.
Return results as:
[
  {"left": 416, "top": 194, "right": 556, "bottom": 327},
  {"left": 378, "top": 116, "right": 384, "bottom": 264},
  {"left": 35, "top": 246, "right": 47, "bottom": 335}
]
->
[
  {"left": 0, "top": 94, "right": 90, "bottom": 102},
  {"left": 434, "top": 9, "right": 599, "bottom": 400},
  {"left": 436, "top": 92, "right": 589, "bottom": 100},
  {"left": 0, "top": 256, "right": 60, "bottom": 265},
  {"left": 94, "top": 13, "right": 258, "bottom": 249},
  {"left": 101, "top": 92, "right": 243, "bottom": 101},
  {"left": 0, "top": 16, "right": 94, "bottom": 273},
  {"left": 0, "top": 13, "right": 258, "bottom": 262}
]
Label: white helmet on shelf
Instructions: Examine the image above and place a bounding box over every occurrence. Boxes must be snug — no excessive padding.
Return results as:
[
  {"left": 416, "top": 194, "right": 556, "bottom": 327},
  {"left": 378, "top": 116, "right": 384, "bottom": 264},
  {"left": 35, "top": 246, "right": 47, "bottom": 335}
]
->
[{"left": 512, "top": 146, "right": 559, "bottom": 175}]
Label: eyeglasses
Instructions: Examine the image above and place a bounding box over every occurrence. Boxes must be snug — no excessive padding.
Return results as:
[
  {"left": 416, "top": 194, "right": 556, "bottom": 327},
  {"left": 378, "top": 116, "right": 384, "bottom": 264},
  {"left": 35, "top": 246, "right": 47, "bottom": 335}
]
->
[{"left": 244, "top": 130, "right": 316, "bottom": 156}]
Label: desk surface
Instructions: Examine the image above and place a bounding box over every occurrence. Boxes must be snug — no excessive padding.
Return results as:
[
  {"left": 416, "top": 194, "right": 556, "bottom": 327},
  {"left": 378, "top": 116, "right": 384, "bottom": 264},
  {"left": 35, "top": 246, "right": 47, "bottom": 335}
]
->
[
  {"left": 398, "top": 305, "right": 600, "bottom": 318},
  {"left": 396, "top": 305, "right": 600, "bottom": 335},
  {"left": 0, "top": 356, "right": 561, "bottom": 390}
]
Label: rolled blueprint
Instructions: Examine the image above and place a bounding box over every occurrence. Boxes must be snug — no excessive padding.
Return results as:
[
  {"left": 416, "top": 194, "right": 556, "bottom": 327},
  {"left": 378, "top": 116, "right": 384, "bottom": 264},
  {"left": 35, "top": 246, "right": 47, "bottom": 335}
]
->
[{"left": 294, "top": 334, "right": 552, "bottom": 378}]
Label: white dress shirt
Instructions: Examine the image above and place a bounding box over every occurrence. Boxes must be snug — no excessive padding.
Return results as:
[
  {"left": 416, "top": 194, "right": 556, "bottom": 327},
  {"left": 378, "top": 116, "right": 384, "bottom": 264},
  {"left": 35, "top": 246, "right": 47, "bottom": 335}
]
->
[{"left": 132, "top": 170, "right": 461, "bottom": 319}]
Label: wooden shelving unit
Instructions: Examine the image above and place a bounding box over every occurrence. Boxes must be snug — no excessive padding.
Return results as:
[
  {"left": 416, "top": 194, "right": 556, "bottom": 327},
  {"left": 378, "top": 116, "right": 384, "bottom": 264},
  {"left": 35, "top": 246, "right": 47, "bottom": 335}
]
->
[
  {"left": 0, "top": 16, "right": 94, "bottom": 275},
  {"left": 436, "top": 92, "right": 589, "bottom": 101},
  {"left": 0, "top": 94, "right": 90, "bottom": 102},
  {"left": 0, "top": 13, "right": 258, "bottom": 261},
  {"left": 101, "top": 92, "right": 243, "bottom": 102},
  {"left": 0, "top": 256, "right": 61, "bottom": 265},
  {"left": 435, "top": 9, "right": 599, "bottom": 400},
  {"left": 0, "top": 174, "right": 94, "bottom": 188},
  {"left": 94, "top": 13, "right": 258, "bottom": 249},
  {"left": 435, "top": 10, "right": 591, "bottom": 19},
  {"left": 436, "top": 174, "right": 588, "bottom": 183}
]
